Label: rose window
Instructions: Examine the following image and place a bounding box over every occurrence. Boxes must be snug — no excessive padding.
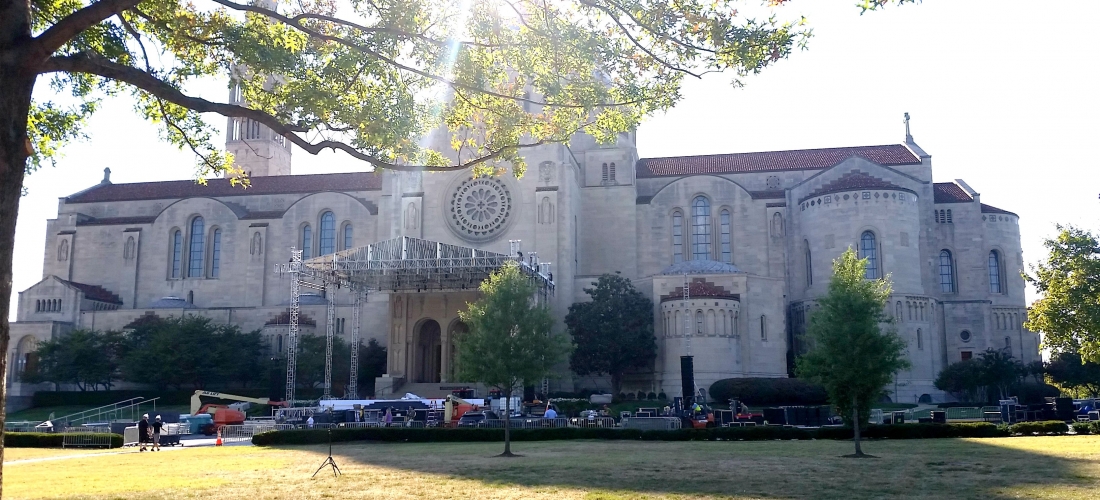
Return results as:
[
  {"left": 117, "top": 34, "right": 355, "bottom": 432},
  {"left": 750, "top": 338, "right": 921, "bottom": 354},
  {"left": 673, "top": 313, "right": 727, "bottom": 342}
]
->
[{"left": 448, "top": 177, "right": 513, "bottom": 241}]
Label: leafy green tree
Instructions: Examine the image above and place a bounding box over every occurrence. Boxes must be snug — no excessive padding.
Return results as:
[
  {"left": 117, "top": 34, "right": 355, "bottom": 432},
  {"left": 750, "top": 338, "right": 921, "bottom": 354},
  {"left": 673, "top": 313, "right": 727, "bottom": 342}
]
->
[
  {"left": 1045, "top": 351, "right": 1100, "bottom": 398},
  {"left": 1025, "top": 225, "right": 1100, "bottom": 363},
  {"left": 456, "top": 262, "right": 570, "bottom": 456},
  {"left": 296, "top": 334, "right": 350, "bottom": 394},
  {"left": 797, "top": 248, "right": 908, "bottom": 457},
  {"left": 122, "top": 315, "right": 266, "bottom": 390},
  {"left": 357, "top": 338, "right": 388, "bottom": 398},
  {"left": 934, "top": 360, "right": 985, "bottom": 403},
  {"left": 565, "top": 272, "right": 655, "bottom": 397},
  {"left": 23, "top": 330, "right": 117, "bottom": 391},
  {"left": 977, "top": 349, "right": 1022, "bottom": 401}
]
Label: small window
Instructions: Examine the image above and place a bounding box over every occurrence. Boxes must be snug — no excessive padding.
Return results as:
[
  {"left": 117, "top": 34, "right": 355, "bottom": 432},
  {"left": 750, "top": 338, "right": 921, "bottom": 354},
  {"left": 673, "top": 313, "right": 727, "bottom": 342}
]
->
[
  {"left": 343, "top": 224, "right": 354, "bottom": 250},
  {"left": 804, "top": 240, "right": 812, "bottom": 287},
  {"left": 1004, "top": 336, "right": 1012, "bottom": 356},
  {"left": 960, "top": 330, "right": 972, "bottom": 343},
  {"left": 917, "top": 328, "right": 923, "bottom": 350},
  {"left": 988, "top": 250, "right": 1003, "bottom": 294},
  {"left": 859, "top": 231, "right": 878, "bottom": 279},
  {"left": 760, "top": 315, "right": 767, "bottom": 341},
  {"left": 695, "top": 310, "right": 704, "bottom": 336},
  {"left": 301, "top": 224, "right": 312, "bottom": 260},
  {"left": 601, "top": 163, "right": 609, "bottom": 183},
  {"left": 209, "top": 228, "right": 222, "bottom": 278},
  {"left": 961, "top": 351, "right": 973, "bottom": 361},
  {"left": 939, "top": 250, "right": 955, "bottom": 293},
  {"left": 171, "top": 230, "right": 183, "bottom": 278},
  {"left": 720, "top": 210, "right": 732, "bottom": 263},
  {"left": 609, "top": 162, "right": 616, "bottom": 182},
  {"left": 672, "top": 211, "right": 683, "bottom": 264},
  {"left": 946, "top": 209, "right": 953, "bottom": 224}
]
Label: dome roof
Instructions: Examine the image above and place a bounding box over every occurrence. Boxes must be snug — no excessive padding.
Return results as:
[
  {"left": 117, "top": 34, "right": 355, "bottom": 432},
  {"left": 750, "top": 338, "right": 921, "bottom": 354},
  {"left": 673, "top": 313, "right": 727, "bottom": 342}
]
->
[
  {"left": 660, "top": 260, "right": 741, "bottom": 275},
  {"left": 149, "top": 296, "right": 195, "bottom": 309}
]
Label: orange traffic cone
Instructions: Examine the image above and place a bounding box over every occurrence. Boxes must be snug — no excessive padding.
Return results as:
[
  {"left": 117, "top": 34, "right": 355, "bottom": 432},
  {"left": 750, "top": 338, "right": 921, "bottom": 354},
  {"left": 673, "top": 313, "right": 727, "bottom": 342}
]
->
[{"left": 216, "top": 429, "right": 223, "bottom": 446}]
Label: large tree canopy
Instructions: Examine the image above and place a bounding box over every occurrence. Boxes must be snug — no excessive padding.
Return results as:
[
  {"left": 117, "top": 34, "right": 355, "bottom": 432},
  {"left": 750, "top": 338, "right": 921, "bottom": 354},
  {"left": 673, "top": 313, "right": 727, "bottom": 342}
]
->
[
  {"left": 565, "top": 272, "right": 655, "bottom": 396},
  {"left": 1025, "top": 225, "right": 1100, "bottom": 363}
]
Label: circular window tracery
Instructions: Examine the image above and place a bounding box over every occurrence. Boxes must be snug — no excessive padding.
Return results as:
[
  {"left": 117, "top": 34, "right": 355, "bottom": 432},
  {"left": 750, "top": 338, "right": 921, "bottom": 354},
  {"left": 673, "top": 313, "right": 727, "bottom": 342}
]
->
[{"left": 447, "top": 176, "right": 514, "bottom": 241}]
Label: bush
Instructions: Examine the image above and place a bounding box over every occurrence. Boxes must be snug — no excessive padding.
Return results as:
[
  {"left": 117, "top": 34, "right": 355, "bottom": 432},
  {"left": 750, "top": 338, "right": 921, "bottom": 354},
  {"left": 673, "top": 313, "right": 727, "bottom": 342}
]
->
[
  {"left": 1008, "top": 421, "right": 1069, "bottom": 436},
  {"left": 647, "top": 392, "right": 657, "bottom": 401},
  {"left": 709, "top": 378, "right": 828, "bottom": 406},
  {"left": 5, "top": 432, "right": 123, "bottom": 448},
  {"left": 1071, "top": 422, "right": 1092, "bottom": 435},
  {"left": 1014, "top": 382, "right": 1061, "bottom": 405},
  {"left": 658, "top": 392, "right": 667, "bottom": 400}
]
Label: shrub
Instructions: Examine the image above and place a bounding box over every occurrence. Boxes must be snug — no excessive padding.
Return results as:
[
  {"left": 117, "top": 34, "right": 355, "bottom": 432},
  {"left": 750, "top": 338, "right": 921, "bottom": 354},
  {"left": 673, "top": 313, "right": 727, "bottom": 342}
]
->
[
  {"left": 1071, "top": 422, "right": 1092, "bottom": 435},
  {"left": 647, "top": 392, "right": 657, "bottom": 401},
  {"left": 709, "top": 378, "right": 828, "bottom": 406},
  {"left": 5, "top": 432, "right": 123, "bottom": 448},
  {"left": 1008, "top": 421, "right": 1069, "bottom": 436},
  {"left": 658, "top": 392, "right": 667, "bottom": 400}
]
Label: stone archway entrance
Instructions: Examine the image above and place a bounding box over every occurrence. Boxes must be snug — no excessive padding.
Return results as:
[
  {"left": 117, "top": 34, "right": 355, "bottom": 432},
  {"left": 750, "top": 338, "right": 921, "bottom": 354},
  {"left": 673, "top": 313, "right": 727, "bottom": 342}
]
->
[
  {"left": 415, "top": 320, "right": 442, "bottom": 383},
  {"left": 446, "top": 320, "right": 469, "bottom": 382}
]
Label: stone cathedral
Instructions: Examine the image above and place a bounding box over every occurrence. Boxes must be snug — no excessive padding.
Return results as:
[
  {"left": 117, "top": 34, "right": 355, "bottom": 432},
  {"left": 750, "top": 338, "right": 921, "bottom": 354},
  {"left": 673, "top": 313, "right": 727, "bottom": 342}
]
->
[{"left": 8, "top": 113, "right": 1040, "bottom": 405}]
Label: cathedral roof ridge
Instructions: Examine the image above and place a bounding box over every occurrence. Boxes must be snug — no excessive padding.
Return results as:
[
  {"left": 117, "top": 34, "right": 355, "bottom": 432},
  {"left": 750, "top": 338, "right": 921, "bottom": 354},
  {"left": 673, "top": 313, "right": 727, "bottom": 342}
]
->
[
  {"left": 65, "top": 170, "right": 383, "bottom": 204},
  {"left": 58, "top": 278, "right": 123, "bottom": 305},
  {"left": 932, "top": 182, "right": 973, "bottom": 203},
  {"left": 635, "top": 144, "right": 921, "bottom": 178}
]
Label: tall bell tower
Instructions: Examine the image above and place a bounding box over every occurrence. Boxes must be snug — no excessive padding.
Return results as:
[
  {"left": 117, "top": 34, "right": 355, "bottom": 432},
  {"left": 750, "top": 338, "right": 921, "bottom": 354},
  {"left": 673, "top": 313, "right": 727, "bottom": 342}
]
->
[{"left": 224, "top": 0, "right": 292, "bottom": 177}]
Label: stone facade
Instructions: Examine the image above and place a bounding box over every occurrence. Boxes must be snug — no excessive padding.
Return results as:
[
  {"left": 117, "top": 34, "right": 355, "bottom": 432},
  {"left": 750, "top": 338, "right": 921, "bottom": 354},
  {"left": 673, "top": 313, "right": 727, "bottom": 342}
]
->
[{"left": 9, "top": 123, "right": 1038, "bottom": 403}]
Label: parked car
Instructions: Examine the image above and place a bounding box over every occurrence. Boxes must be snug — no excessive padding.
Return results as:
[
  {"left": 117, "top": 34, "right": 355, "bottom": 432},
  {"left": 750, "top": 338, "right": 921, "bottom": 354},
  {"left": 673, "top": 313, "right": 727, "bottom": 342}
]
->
[{"left": 457, "top": 410, "right": 500, "bottom": 428}]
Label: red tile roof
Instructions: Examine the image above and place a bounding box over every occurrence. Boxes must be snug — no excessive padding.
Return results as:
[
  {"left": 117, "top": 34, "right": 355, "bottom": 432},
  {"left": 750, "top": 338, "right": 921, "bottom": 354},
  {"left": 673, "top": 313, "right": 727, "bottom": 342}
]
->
[
  {"left": 660, "top": 278, "right": 740, "bottom": 303},
  {"left": 636, "top": 144, "right": 921, "bottom": 178},
  {"left": 800, "top": 170, "right": 915, "bottom": 204},
  {"left": 66, "top": 171, "right": 384, "bottom": 204},
  {"left": 60, "top": 279, "right": 123, "bottom": 305},
  {"left": 981, "top": 203, "right": 1017, "bottom": 217},
  {"left": 933, "top": 182, "right": 973, "bottom": 203}
]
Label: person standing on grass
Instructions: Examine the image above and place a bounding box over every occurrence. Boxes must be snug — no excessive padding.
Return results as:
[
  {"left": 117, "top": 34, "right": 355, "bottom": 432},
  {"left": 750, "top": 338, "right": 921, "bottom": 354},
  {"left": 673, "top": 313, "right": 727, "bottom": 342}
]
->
[
  {"left": 138, "top": 414, "right": 150, "bottom": 452},
  {"left": 307, "top": 415, "right": 315, "bottom": 429},
  {"left": 384, "top": 407, "right": 393, "bottom": 427},
  {"left": 151, "top": 415, "right": 163, "bottom": 451}
]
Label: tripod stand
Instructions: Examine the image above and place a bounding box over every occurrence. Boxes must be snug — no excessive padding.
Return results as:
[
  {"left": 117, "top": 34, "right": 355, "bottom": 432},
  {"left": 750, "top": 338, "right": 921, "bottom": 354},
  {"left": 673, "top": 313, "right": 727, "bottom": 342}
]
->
[{"left": 312, "top": 428, "right": 342, "bottom": 478}]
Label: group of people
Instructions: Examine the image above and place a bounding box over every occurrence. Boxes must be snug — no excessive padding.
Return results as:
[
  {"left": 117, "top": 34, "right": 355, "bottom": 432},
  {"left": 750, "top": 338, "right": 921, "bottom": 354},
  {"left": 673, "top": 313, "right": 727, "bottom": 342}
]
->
[{"left": 137, "top": 414, "right": 163, "bottom": 452}]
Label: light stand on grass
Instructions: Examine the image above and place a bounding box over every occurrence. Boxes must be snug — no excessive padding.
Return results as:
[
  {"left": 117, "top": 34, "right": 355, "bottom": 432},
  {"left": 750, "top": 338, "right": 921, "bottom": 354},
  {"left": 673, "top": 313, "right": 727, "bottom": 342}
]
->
[{"left": 312, "top": 427, "right": 341, "bottom": 478}]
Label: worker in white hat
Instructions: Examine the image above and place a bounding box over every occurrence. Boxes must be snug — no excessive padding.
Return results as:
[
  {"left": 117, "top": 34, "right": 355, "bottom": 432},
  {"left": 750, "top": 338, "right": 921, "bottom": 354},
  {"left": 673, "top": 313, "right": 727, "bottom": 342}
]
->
[{"left": 151, "top": 415, "right": 163, "bottom": 451}]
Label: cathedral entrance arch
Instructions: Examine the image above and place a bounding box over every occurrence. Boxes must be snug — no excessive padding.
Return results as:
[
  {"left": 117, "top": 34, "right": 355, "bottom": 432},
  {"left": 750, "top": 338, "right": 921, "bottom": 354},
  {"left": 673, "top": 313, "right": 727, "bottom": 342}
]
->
[{"left": 414, "top": 319, "right": 442, "bottom": 383}]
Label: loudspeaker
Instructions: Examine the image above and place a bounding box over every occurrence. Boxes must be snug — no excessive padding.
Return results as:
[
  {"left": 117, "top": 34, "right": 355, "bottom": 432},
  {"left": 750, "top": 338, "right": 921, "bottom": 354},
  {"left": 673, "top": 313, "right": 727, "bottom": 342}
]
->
[
  {"left": 680, "top": 356, "right": 695, "bottom": 406},
  {"left": 931, "top": 411, "right": 947, "bottom": 424},
  {"left": 1055, "top": 398, "right": 1075, "bottom": 421}
]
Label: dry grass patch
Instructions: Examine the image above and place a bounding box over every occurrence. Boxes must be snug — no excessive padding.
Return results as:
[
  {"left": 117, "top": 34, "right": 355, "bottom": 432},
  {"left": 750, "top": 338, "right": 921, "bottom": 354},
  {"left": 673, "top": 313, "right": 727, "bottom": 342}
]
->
[
  {"left": 3, "top": 436, "right": 1099, "bottom": 499},
  {"left": 4, "top": 448, "right": 122, "bottom": 463}
]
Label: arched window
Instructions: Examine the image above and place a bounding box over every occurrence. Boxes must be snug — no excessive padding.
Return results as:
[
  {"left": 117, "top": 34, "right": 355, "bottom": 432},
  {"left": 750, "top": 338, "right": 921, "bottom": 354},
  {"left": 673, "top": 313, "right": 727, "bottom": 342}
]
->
[
  {"left": 671, "top": 211, "right": 683, "bottom": 264},
  {"left": 343, "top": 223, "right": 354, "bottom": 250},
  {"left": 946, "top": 209, "right": 953, "bottom": 223},
  {"left": 171, "top": 230, "right": 183, "bottom": 278},
  {"left": 209, "top": 228, "right": 222, "bottom": 278},
  {"left": 319, "top": 211, "right": 336, "bottom": 256},
  {"left": 695, "top": 310, "right": 704, "bottom": 336},
  {"left": 859, "top": 231, "right": 878, "bottom": 279},
  {"left": 1005, "top": 336, "right": 1012, "bottom": 356},
  {"left": 124, "top": 236, "right": 135, "bottom": 260},
  {"left": 691, "top": 196, "right": 711, "bottom": 260},
  {"left": 917, "top": 328, "right": 923, "bottom": 350},
  {"left": 601, "top": 163, "right": 609, "bottom": 183},
  {"left": 760, "top": 315, "right": 767, "bottom": 341},
  {"left": 939, "top": 250, "right": 955, "bottom": 293},
  {"left": 720, "top": 209, "right": 732, "bottom": 263},
  {"left": 301, "top": 224, "right": 312, "bottom": 260},
  {"left": 277, "top": 335, "right": 283, "bottom": 353},
  {"left": 187, "top": 217, "right": 204, "bottom": 277},
  {"left": 895, "top": 301, "right": 902, "bottom": 320},
  {"left": 988, "top": 250, "right": 1003, "bottom": 294},
  {"left": 804, "top": 240, "right": 813, "bottom": 287}
]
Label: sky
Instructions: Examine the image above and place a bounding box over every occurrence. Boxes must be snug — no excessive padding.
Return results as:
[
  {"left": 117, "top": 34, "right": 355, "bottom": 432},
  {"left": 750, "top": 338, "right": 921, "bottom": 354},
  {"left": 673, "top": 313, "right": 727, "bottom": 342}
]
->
[{"left": 10, "top": 0, "right": 1100, "bottom": 321}]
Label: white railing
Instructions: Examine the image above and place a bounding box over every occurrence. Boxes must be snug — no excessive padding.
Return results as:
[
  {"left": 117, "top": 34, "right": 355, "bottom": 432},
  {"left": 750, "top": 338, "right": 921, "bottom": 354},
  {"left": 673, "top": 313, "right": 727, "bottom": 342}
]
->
[
  {"left": 621, "top": 417, "right": 683, "bottom": 431},
  {"left": 61, "top": 426, "right": 114, "bottom": 448}
]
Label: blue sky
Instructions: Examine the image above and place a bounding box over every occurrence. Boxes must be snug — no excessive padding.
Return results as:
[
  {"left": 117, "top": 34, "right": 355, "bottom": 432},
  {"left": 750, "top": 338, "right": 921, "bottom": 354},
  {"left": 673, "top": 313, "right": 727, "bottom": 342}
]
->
[{"left": 11, "top": 0, "right": 1099, "bottom": 320}]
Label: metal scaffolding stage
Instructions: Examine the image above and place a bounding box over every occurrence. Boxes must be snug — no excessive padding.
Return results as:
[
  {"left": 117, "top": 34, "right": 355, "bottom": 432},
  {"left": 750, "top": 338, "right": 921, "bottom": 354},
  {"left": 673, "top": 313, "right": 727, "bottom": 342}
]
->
[{"left": 274, "top": 236, "right": 554, "bottom": 405}]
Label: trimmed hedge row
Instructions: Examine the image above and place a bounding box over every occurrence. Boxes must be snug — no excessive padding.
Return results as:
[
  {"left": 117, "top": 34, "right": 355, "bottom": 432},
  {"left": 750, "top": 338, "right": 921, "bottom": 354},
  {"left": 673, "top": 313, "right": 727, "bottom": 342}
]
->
[
  {"left": 1071, "top": 421, "right": 1100, "bottom": 435},
  {"left": 1007, "top": 421, "right": 1069, "bottom": 436},
  {"left": 253, "top": 422, "right": 1010, "bottom": 446},
  {"left": 5, "top": 432, "right": 123, "bottom": 448}
]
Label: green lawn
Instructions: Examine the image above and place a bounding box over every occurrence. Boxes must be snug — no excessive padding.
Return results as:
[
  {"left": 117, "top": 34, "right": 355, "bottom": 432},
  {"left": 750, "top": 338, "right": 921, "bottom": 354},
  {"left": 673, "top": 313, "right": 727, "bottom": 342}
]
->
[{"left": 4, "top": 436, "right": 1100, "bottom": 499}]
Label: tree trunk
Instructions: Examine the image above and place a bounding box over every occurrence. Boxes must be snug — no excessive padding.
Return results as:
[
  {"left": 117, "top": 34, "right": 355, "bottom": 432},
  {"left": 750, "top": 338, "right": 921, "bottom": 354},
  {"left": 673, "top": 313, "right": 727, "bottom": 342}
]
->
[
  {"left": 501, "top": 386, "right": 514, "bottom": 456},
  {"left": 852, "top": 398, "right": 864, "bottom": 457}
]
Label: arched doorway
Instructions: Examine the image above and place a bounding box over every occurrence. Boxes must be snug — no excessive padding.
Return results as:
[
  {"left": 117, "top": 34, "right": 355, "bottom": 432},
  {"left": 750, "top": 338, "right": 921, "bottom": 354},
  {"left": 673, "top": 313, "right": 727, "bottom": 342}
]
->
[
  {"left": 415, "top": 320, "right": 442, "bottom": 383},
  {"left": 447, "top": 321, "right": 469, "bottom": 381},
  {"left": 15, "top": 336, "right": 38, "bottom": 381}
]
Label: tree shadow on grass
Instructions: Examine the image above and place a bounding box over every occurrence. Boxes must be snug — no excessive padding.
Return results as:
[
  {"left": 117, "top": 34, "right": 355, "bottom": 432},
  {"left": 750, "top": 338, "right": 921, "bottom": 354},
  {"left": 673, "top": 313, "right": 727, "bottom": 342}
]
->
[{"left": 291, "top": 436, "right": 1100, "bottom": 500}]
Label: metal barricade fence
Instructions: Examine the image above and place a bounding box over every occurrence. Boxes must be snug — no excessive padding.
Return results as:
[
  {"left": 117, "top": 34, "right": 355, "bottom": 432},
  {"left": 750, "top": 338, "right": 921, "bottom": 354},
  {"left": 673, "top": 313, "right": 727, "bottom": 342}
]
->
[
  {"left": 570, "top": 417, "right": 618, "bottom": 428},
  {"left": 338, "top": 421, "right": 382, "bottom": 429},
  {"left": 62, "top": 426, "right": 114, "bottom": 448},
  {"left": 621, "top": 417, "right": 682, "bottom": 431},
  {"left": 220, "top": 424, "right": 278, "bottom": 443},
  {"left": 123, "top": 426, "right": 139, "bottom": 447}
]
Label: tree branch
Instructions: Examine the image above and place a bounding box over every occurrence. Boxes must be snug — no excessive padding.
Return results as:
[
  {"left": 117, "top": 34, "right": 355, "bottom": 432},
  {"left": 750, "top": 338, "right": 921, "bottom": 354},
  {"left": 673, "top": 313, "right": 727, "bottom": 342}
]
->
[
  {"left": 33, "top": 0, "right": 143, "bottom": 59},
  {"left": 37, "top": 53, "right": 563, "bottom": 173}
]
